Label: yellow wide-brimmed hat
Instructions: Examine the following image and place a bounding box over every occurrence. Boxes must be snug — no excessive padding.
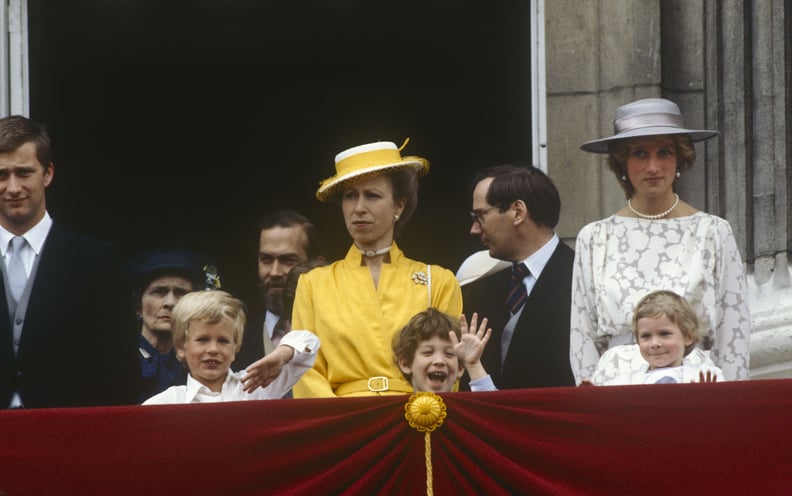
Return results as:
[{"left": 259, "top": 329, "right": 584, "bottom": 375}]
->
[{"left": 316, "top": 139, "right": 429, "bottom": 202}]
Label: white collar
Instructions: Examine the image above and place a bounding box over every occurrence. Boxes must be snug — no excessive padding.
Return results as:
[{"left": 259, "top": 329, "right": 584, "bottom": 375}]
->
[
  {"left": 517, "top": 233, "right": 559, "bottom": 280},
  {"left": 184, "top": 369, "right": 238, "bottom": 402},
  {"left": 0, "top": 212, "right": 52, "bottom": 257}
]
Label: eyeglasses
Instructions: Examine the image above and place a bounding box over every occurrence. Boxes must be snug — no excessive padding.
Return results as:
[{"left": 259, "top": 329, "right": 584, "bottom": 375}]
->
[{"left": 469, "top": 205, "right": 501, "bottom": 224}]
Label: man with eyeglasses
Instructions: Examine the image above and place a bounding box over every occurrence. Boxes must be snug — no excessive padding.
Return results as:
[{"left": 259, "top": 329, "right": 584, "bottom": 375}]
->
[
  {"left": 460, "top": 164, "right": 575, "bottom": 390},
  {"left": 233, "top": 210, "right": 323, "bottom": 377}
]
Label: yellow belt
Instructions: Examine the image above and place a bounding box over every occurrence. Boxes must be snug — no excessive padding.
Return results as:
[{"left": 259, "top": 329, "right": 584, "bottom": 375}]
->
[{"left": 334, "top": 376, "right": 413, "bottom": 396}]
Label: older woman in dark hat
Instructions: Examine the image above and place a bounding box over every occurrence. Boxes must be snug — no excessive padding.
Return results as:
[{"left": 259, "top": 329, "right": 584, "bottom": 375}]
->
[
  {"left": 570, "top": 98, "right": 750, "bottom": 384},
  {"left": 291, "top": 140, "right": 463, "bottom": 397},
  {"left": 125, "top": 249, "right": 209, "bottom": 402}
]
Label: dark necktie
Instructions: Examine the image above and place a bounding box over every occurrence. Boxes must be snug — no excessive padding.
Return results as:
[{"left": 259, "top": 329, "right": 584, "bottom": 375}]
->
[
  {"left": 272, "top": 317, "right": 289, "bottom": 347},
  {"left": 506, "top": 262, "right": 529, "bottom": 315}
]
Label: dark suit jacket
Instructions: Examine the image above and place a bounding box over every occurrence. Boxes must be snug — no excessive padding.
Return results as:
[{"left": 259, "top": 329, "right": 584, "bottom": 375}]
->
[
  {"left": 235, "top": 313, "right": 294, "bottom": 398},
  {"left": 461, "top": 242, "right": 575, "bottom": 389},
  {"left": 235, "top": 312, "right": 267, "bottom": 370},
  {"left": 0, "top": 222, "right": 140, "bottom": 408}
]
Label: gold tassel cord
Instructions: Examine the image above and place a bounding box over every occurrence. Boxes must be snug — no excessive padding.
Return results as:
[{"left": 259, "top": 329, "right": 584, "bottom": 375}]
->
[
  {"left": 404, "top": 392, "right": 447, "bottom": 496},
  {"left": 424, "top": 432, "right": 433, "bottom": 496}
]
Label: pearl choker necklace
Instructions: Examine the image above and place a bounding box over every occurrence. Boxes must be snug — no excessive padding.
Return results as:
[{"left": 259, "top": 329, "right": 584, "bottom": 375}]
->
[
  {"left": 358, "top": 244, "right": 392, "bottom": 257},
  {"left": 627, "top": 194, "right": 679, "bottom": 220}
]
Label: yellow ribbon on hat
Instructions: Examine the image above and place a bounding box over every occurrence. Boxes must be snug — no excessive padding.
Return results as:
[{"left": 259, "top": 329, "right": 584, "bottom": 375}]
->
[{"left": 404, "top": 392, "right": 447, "bottom": 496}]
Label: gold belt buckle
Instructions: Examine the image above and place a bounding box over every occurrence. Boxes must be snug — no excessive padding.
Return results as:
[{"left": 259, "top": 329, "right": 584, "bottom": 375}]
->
[{"left": 367, "top": 376, "right": 389, "bottom": 392}]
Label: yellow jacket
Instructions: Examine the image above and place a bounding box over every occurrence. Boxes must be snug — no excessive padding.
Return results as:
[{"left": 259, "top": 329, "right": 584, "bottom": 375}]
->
[{"left": 292, "top": 243, "right": 463, "bottom": 397}]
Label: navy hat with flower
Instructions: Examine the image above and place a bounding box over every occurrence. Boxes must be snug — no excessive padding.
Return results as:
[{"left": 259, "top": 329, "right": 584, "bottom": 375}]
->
[{"left": 124, "top": 249, "right": 219, "bottom": 297}]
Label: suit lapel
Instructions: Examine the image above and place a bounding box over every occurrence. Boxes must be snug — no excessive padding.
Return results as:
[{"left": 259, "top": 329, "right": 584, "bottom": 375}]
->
[
  {"left": 467, "top": 269, "right": 511, "bottom": 378},
  {"left": 503, "top": 244, "right": 567, "bottom": 367},
  {"left": 0, "top": 273, "right": 11, "bottom": 363},
  {"left": 16, "top": 223, "right": 72, "bottom": 358}
]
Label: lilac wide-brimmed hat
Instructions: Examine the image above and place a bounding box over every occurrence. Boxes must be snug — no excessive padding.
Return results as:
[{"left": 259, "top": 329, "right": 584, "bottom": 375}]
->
[{"left": 580, "top": 98, "right": 718, "bottom": 154}]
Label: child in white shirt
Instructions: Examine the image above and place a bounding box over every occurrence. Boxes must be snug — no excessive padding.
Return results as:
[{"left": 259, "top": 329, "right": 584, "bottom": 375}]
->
[
  {"left": 596, "top": 290, "right": 723, "bottom": 386},
  {"left": 144, "top": 290, "right": 319, "bottom": 404}
]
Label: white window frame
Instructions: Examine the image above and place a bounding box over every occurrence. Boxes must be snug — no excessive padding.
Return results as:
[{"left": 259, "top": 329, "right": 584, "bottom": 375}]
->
[
  {"left": 530, "top": 0, "right": 547, "bottom": 172},
  {"left": 1, "top": 0, "right": 29, "bottom": 116}
]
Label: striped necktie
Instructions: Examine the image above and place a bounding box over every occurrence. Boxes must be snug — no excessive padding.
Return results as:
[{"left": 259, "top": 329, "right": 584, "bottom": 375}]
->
[{"left": 506, "top": 262, "right": 529, "bottom": 315}]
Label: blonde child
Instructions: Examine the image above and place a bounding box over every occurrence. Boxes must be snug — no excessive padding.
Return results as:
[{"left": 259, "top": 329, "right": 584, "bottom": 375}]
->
[
  {"left": 143, "top": 290, "right": 319, "bottom": 404},
  {"left": 393, "top": 308, "right": 495, "bottom": 393},
  {"left": 598, "top": 290, "right": 723, "bottom": 385}
]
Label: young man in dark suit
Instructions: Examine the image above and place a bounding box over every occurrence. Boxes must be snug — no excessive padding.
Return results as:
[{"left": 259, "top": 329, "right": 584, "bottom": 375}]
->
[
  {"left": 461, "top": 164, "right": 575, "bottom": 389},
  {"left": 0, "top": 115, "right": 139, "bottom": 408}
]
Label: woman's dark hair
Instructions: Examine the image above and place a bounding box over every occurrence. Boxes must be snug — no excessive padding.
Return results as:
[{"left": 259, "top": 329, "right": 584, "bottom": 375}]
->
[
  {"left": 607, "top": 134, "right": 696, "bottom": 198},
  {"left": 388, "top": 168, "right": 419, "bottom": 238}
]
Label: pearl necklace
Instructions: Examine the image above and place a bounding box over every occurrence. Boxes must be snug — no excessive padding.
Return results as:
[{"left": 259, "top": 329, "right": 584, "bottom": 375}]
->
[
  {"left": 357, "top": 244, "right": 392, "bottom": 257},
  {"left": 627, "top": 194, "right": 679, "bottom": 220}
]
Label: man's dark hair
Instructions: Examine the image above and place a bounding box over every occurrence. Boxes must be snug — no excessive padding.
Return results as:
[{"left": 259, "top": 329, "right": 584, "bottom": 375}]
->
[
  {"left": 258, "top": 210, "right": 323, "bottom": 259},
  {"left": 472, "top": 164, "right": 561, "bottom": 229},
  {"left": 0, "top": 115, "right": 53, "bottom": 169}
]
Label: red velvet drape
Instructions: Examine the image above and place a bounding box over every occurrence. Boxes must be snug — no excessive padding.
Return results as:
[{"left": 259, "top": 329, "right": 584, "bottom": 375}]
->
[{"left": 2, "top": 379, "right": 791, "bottom": 495}]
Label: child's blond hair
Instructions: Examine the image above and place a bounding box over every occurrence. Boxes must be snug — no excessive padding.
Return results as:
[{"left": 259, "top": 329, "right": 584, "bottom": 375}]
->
[
  {"left": 632, "top": 290, "right": 701, "bottom": 355},
  {"left": 172, "top": 290, "right": 246, "bottom": 354}
]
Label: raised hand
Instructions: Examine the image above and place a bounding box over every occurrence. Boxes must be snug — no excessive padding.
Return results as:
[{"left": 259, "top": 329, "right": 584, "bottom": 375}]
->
[{"left": 449, "top": 312, "right": 492, "bottom": 368}]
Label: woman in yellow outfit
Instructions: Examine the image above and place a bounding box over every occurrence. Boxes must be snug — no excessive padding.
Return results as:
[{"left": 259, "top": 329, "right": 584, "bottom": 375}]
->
[{"left": 292, "top": 140, "right": 463, "bottom": 397}]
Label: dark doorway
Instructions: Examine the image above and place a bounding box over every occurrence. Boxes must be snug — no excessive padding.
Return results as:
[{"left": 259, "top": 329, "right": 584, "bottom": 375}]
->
[{"left": 28, "top": 0, "right": 533, "bottom": 309}]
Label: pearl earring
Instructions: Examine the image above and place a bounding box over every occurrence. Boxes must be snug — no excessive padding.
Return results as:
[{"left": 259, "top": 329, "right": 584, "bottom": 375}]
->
[
  {"left": 621, "top": 175, "right": 627, "bottom": 181},
  {"left": 676, "top": 171, "right": 681, "bottom": 178},
  {"left": 393, "top": 214, "right": 400, "bottom": 223}
]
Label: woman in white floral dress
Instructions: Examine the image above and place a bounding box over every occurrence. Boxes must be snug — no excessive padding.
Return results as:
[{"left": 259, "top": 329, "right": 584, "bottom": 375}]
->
[{"left": 570, "top": 98, "right": 750, "bottom": 384}]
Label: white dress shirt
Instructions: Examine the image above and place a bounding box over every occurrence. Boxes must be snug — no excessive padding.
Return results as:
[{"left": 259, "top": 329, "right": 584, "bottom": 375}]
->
[
  {"left": 0, "top": 212, "right": 52, "bottom": 277},
  {"left": 2, "top": 213, "right": 52, "bottom": 408},
  {"left": 143, "top": 330, "right": 319, "bottom": 404}
]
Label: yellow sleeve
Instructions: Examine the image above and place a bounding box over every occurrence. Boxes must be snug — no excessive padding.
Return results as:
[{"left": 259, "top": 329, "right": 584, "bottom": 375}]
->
[
  {"left": 430, "top": 265, "right": 463, "bottom": 318},
  {"left": 291, "top": 273, "right": 336, "bottom": 398}
]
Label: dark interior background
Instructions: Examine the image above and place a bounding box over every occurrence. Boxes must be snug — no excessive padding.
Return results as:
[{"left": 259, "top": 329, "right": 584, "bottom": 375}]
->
[{"left": 27, "top": 0, "right": 533, "bottom": 311}]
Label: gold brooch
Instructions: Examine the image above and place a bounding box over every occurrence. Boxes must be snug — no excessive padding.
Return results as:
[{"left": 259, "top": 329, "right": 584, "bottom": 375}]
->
[{"left": 411, "top": 271, "right": 428, "bottom": 286}]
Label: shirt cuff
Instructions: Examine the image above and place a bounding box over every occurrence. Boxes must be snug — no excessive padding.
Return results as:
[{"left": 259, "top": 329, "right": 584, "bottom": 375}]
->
[{"left": 469, "top": 374, "right": 497, "bottom": 392}]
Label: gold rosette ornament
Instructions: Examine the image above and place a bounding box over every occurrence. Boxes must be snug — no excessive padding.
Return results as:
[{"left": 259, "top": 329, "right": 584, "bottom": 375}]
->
[
  {"left": 405, "top": 392, "right": 446, "bottom": 431},
  {"left": 404, "top": 392, "right": 447, "bottom": 496}
]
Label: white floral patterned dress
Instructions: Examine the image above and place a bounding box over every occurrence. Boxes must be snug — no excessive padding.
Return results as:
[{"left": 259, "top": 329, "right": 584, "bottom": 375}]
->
[{"left": 570, "top": 212, "right": 750, "bottom": 384}]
